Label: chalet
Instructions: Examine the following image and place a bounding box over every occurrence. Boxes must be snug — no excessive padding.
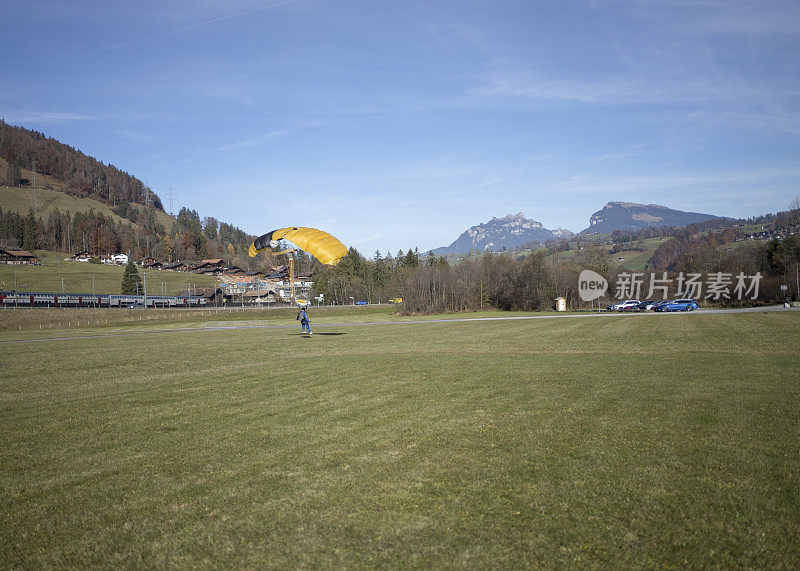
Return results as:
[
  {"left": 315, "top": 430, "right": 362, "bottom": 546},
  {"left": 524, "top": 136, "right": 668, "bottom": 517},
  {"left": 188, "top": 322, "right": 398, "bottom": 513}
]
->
[
  {"left": 68, "top": 250, "right": 94, "bottom": 262},
  {"left": 100, "top": 254, "right": 129, "bottom": 265},
  {"left": 221, "top": 266, "right": 245, "bottom": 276},
  {"left": 266, "top": 265, "right": 290, "bottom": 280},
  {"left": 182, "top": 287, "right": 232, "bottom": 304},
  {"left": 0, "top": 248, "right": 38, "bottom": 265},
  {"left": 163, "top": 261, "right": 189, "bottom": 271},
  {"left": 244, "top": 290, "right": 278, "bottom": 305},
  {"left": 193, "top": 259, "right": 226, "bottom": 274},
  {"left": 140, "top": 258, "right": 160, "bottom": 268}
]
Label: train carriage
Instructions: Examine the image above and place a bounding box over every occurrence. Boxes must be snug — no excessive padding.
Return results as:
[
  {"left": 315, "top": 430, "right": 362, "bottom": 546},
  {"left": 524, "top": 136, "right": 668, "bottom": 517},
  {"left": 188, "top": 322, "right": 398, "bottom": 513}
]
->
[{"left": 2, "top": 291, "right": 207, "bottom": 308}]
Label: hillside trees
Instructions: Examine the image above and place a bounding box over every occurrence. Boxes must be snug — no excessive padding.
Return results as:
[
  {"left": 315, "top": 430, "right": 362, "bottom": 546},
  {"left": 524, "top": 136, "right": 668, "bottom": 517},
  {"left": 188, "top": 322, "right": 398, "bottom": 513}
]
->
[{"left": 0, "top": 120, "right": 162, "bottom": 209}]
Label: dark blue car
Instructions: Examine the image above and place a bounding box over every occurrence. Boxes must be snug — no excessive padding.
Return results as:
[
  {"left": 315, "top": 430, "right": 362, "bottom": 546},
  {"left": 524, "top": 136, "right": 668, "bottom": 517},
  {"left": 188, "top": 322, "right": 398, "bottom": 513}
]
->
[{"left": 655, "top": 298, "right": 699, "bottom": 312}]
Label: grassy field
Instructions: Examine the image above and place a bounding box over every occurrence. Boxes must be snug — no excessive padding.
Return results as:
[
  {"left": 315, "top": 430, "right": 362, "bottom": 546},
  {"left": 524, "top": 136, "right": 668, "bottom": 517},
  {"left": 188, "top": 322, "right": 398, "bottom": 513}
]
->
[
  {"left": 1, "top": 310, "right": 798, "bottom": 567},
  {"left": 0, "top": 250, "right": 219, "bottom": 295},
  {"left": 609, "top": 237, "right": 671, "bottom": 271}
]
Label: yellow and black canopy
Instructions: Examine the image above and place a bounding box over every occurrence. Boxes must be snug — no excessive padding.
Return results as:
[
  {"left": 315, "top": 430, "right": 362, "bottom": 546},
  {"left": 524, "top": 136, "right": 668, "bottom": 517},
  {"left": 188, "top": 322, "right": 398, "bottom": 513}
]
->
[{"left": 248, "top": 227, "right": 347, "bottom": 265}]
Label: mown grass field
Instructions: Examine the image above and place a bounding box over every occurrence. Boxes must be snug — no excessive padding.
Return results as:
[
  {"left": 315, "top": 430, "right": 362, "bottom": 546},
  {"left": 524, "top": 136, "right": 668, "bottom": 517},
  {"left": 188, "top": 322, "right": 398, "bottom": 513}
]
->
[
  {"left": 0, "top": 250, "right": 219, "bottom": 295},
  {"left": 1, "top": 310, "right": 798, "bottom": 567}
]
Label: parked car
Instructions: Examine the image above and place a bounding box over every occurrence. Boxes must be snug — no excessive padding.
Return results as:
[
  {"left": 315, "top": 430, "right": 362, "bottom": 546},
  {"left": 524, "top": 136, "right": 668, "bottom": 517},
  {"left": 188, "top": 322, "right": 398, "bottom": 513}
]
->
[
  {"left": 389, "top": 297, "right": 403, "bottom": 303},
  {"left": 655, "top": 298, "right": 699, "bottom": 312},
  {"left": 634, "top": 300, "right": 660, "bottom": 311},
  {"left": 355, "top": 300, "right": 367, "bottom": 305},
  {"left": 650, "top": 300, "right": 671, "bottom": 311},
  {"left": 607, "top": 299, "right": 640, "bottom": 311}
]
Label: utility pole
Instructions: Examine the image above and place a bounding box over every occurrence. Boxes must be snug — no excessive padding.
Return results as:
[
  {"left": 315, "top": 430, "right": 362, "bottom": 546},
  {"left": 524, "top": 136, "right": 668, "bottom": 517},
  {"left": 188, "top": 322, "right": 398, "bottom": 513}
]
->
[
  {"left": 143, "top": 272, "right": 147, "bottom": 308},
  {"left": 14, "top": 271, "right": 18, "bottom": 309},
  {"left": 168, "top": 187, "right": 176, "bottom": 216}
]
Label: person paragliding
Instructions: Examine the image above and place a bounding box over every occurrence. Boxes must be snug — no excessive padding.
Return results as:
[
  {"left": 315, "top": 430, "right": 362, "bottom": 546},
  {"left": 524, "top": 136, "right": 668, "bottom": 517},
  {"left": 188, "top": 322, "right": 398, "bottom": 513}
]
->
[
  {"left": 296, "top": 305, "right": 312, "bottom": 335},
  {"left": 249, "top": 226, "right": 347, "bottom": 311},
  {"left": 248, "top": 227, "right": 347, "bottom": 265}
]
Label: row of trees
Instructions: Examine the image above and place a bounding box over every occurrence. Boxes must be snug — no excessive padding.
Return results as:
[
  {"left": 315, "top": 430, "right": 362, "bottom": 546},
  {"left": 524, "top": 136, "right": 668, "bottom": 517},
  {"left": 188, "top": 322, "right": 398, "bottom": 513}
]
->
[
  {"left": 0, "top": 203, "right": 258, "bottom": 269},
  {"left": 310, "top": 246, "right": 612, "bottom": 312},
  {"left": 0, "top": 205, "right": 162, "bottom": 258},
  {"left": 309, "top": 225, "right": 799, "bottom": 313}
]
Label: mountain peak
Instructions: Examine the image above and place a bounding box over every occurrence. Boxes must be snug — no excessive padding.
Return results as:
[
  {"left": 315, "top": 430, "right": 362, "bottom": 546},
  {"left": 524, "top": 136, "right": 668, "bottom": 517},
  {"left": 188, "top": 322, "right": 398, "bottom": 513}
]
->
[
  {"left": 491, "top": 212, "right": 525, "bottom": 222},
  {"left": 584, "top": 202, "right": 719, "bottom": 233},
  {"left": 433, "top": 213, "right": 560, "bottom": 255}
]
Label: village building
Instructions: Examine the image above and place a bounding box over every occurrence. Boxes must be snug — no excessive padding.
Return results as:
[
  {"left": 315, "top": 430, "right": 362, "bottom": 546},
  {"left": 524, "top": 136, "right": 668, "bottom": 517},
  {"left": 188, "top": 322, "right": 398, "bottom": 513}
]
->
[
  {"left": 67, "top": 251, "right": 94, "bottom": 262},
  {"left": 140, "top": 258, "right": 161, "bottom": 269},
  {"left": 0, "top": 248, "right": 38, "bottom": 265},
  {"left": 193, "top": 259, "right": 226, "bottom": 274}
]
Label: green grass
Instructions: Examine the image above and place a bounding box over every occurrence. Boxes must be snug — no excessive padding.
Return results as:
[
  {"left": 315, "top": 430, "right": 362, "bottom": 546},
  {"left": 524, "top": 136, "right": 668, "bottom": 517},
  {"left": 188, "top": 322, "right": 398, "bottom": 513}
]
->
[
  {"left": 609, "top": 237, "right": 671, "bottom": 271},
  {"left": 1, "top": 311, "right": 798, "bottom": 566},
  {"left": 0, "top": 250, "right": 219, "bottom": 295}
]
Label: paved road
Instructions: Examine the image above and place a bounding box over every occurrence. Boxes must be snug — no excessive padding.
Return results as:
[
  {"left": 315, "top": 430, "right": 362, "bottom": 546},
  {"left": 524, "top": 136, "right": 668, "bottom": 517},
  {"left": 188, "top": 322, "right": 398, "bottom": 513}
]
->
[{"left": 1, "top": 305, "right": 797, "bottom": 345}]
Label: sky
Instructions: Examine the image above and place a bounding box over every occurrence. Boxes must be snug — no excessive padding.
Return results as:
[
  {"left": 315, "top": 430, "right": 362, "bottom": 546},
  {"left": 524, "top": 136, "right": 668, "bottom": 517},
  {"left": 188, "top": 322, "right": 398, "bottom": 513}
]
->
[{"left": 2, "top": 0, "right": 799, "bottom": 255}]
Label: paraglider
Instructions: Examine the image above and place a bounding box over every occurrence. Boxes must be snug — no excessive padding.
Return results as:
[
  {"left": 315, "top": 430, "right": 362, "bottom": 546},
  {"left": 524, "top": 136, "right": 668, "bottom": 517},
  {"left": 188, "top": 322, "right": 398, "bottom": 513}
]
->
[
  {"left": 248, "top": 227, "right": 347, "bottom": 265},
  {"left": 248, "top": 227, "right": 347, "bottom": 305}
]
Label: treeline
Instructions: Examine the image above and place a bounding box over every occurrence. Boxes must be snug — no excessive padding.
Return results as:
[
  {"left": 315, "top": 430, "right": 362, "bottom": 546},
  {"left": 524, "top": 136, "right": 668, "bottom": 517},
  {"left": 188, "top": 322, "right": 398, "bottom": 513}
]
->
[
  {"left": 167, "top": 208, "right": 257, "bottom": 269},
  {"left": 1, "top": 120, "right": 161, "bottom": 209},
  {"left": 312, "top": 224, "right": 799, "bottom": 313},
  {"left": 0, "top": 203, "right": 257, "bottom": 268},
  {"left": 311, "top": 246, "right": 612, "bottom": 312},
  {"left": 0, "top": 122, "right": 257, "bottom": 264},
  {"left": 310, "top": 247, "right": 437, "bottom": 306},
  {"left": 0, "top": 205, "right": 164, "bottom": 257},
  {"left": 650, "top": 208, "right": 800, "bottom": 273}
]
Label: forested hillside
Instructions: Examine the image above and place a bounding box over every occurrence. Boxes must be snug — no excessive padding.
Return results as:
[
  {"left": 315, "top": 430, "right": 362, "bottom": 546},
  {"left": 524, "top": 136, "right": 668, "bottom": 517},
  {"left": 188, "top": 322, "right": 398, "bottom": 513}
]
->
[
  {"left": 0, "top": 121, "right": 257, "bottom": 267},
  {"left": 0, "top": 120, "right": 160, "bottom": 209}
]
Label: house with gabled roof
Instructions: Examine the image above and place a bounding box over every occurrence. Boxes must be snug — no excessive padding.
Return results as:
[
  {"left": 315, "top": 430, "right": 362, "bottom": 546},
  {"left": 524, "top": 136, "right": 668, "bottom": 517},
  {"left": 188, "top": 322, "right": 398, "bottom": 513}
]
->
[{"left": 0, "top": 248, "right": 38, "bottom": 265}]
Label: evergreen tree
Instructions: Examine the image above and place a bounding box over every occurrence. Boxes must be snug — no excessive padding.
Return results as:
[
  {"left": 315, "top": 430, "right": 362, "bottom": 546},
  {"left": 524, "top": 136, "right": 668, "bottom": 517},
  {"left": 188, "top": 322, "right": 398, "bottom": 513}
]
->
[
  {"left": 4, "top": 158, "right": 21, "bottom": 186},
  {"left": 404, "top": 247, "right": 419, "bottom": 267},
  {"left": 121, "top": 259, "right": 143, "bottom": 294}
]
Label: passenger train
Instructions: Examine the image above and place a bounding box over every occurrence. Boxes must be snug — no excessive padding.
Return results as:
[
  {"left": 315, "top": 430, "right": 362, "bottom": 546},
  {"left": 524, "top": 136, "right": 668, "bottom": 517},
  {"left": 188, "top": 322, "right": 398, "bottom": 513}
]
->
[{"left": 0, "top": 291, "right": 208, "bottom": 308}]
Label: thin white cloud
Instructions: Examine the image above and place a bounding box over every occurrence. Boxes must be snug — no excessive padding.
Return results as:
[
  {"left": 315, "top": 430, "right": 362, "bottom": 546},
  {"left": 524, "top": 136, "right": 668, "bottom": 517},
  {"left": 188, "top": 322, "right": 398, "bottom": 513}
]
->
[
  {"left": 72, "top": 0, "right": 302, "bottom": 59},
  {"left": 1, "top": 110, "right": 93, "bottom": 124},
  {"left": 115, "top": 130, "right": 157, "bottom": 144},
  {"left": 680, "top": 109, "right": 800, "bottom": 135},
  {"left": 350, "top": 232, "right": 385, "bottom": 246},
  {"left": 216, "top": 129, "right": 294, "bottom": 152},
  {"left": 471, "top": 65, "right": 781, "bottom": 107}
]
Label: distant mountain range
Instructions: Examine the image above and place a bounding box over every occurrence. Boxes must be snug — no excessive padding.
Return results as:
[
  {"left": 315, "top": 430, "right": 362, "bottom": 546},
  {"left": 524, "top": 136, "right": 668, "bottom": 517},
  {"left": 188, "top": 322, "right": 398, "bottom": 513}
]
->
[
  {"left": 431, "top": 213, "right": 574, "bottom": 255},
  {"left": 580, "top": 202, "right": 720, "bottom": 234},
  {"left": 433, "top": 202, "right": 722, "bottom": 255}
]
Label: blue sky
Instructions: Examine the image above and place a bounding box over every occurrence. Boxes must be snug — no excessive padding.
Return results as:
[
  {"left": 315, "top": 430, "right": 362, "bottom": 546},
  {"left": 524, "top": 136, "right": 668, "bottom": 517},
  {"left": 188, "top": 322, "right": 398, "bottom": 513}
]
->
[{"left": 2, "top": 0, "right": 799, "bottom": 254}]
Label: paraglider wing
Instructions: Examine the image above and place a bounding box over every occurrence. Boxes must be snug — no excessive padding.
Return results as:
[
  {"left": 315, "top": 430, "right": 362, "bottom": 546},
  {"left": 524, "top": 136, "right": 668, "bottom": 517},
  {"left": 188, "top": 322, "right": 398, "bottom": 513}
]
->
[{"left": 248, "top": 227, "right": 347, "bottom": 265}]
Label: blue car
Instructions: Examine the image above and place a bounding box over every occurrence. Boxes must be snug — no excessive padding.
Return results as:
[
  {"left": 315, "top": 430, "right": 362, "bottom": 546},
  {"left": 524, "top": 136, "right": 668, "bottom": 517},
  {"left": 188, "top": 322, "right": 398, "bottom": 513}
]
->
[{"left": 655, "top": 298, "right": 699, "bottom": 312}]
